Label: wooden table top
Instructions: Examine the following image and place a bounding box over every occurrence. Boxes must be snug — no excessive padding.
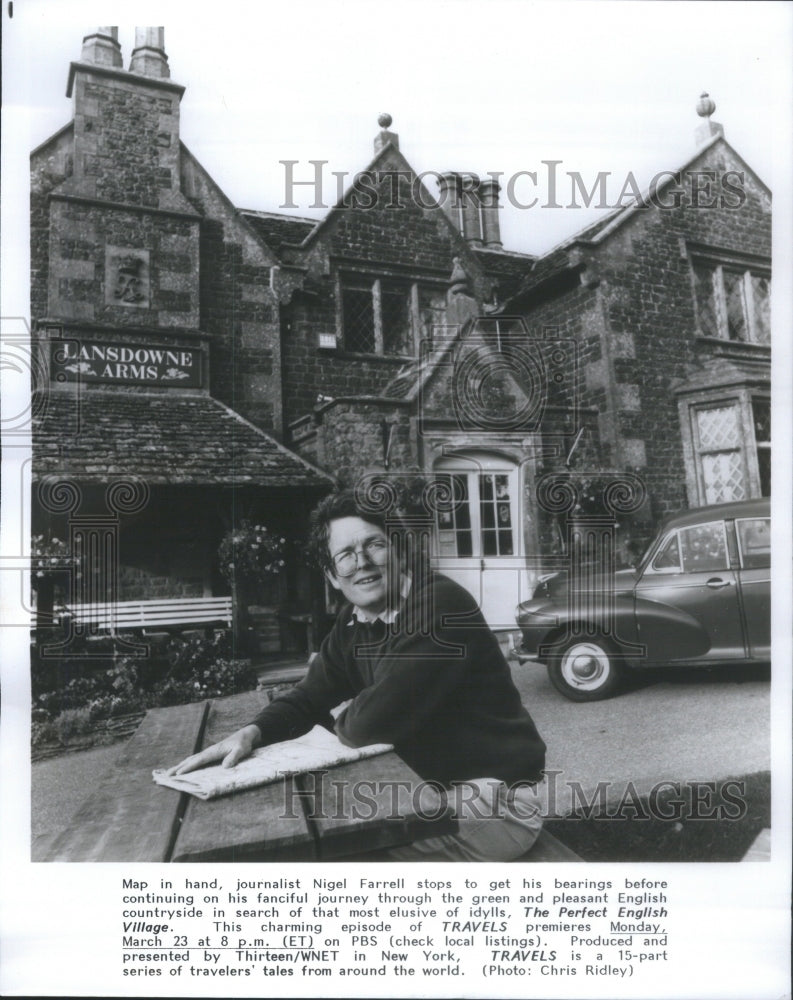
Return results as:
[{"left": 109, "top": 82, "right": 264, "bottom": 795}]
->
[{"left": 39, "top": 690, "right": 456, "bottom": 863}]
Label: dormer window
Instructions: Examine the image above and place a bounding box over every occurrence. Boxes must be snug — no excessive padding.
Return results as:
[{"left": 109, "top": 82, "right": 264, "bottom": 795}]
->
[
  {"left": 339, "top": 275, "right": 447, "bottom": 356},
  {"left": 692, "top": 259, "right": 771, "bottom": 345}
]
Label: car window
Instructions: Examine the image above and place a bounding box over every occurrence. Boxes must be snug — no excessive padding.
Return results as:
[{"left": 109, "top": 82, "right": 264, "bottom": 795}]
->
[
  {"left": 736, "top": 518, "right": 770, "bottom": 570},
  {"left": 678, "top": 521, "right": 729, "bottom": 573},
  {"left": 651, "top": 532, "right": 681, "bottom": 572}
]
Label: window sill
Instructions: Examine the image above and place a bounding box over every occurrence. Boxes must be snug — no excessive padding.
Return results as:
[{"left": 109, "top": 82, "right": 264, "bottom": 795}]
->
[
  {"left": 694, "top": 336, "right": 771, "bottom": 358},
  {"left": 326, "top": 350, "right": 415, "bottom": 363}
]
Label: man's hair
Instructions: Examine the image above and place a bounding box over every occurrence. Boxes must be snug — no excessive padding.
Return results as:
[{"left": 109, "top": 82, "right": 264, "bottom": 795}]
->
[{"left": 308, "top": 490, "right": 390, "bottom": 573}]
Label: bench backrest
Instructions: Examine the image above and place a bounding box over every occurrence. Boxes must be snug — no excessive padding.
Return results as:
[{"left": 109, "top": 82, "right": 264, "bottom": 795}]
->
[{"left": 63, "top": 596, "right": 233, "bottom": 631}]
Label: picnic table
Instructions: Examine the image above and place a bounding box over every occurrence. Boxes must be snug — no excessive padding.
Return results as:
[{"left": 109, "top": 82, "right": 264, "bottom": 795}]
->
[{"left": 38, "top": 689, "right": 579, "bottom": 863}]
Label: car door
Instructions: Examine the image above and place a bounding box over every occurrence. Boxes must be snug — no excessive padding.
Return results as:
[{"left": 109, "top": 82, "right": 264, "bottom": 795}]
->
[
  {"left": 735, "top": 516, "right": 771, "bottom": 659},
  {"left": 635, "top": 519, "right": 745, "bottom": 663}
]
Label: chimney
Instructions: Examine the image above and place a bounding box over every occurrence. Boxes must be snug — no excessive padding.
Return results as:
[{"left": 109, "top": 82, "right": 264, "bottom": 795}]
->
[
  {"left": 460, "top": 174, "right": 483, "bottom": 246},
  {"left": 129, "top": 27, "right": 170, "bottom": 78},
  {"left": 80, "top": 27, "right": 122, "bottom": 68},
  {"left": 695, "top": 91, "right": 724, "bottom": 146},
  {"left": 478, "top": 176, "right": 502, "bottom": 249},
  {"left": 374, "top": 112, "right": 399, "bottom": 153},
  {"left": 437, "top": 172, "right": 485, "bottom": 246}
]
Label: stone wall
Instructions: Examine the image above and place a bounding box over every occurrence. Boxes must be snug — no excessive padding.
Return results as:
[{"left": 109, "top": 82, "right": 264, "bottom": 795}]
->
[{"left": 516, "top": 143, "right": 771, "bottom": 527}]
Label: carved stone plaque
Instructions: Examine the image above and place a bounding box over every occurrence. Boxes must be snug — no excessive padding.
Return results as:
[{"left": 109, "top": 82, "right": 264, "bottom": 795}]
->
[{"left": 105, "top": 247, "right": 151, "bottom": 308}]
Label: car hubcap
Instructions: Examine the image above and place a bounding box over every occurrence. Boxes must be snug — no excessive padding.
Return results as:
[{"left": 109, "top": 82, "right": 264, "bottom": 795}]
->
[{"left": 561, "top": 642, "right": 610, "bottom": 690}]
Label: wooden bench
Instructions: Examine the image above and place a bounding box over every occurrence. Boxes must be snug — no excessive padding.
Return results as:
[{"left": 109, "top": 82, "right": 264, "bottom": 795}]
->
[{"left": 60, "top": 596, "right": 233, "bottom": 634}]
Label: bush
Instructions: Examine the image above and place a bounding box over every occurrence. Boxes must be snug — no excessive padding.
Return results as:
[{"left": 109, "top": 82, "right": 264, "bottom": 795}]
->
[
  {"left": 31, "top": 628, "right": 258, "bottom": 743},
  {"left": 53, "top": 707, "right": 94, "bottom": 743}
]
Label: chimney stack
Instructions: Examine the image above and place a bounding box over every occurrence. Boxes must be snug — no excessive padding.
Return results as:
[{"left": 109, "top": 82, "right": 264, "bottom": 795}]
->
[
  {"left": 80, "top": 27, "right": 123, "bottom": 68},
  {"left": 129, "top": 27, "right": 170, "bottom": 78},
  {"left": 695, "top": 92, "right": 724, "bottom": 145},
  {"left": 438, "top": 172, "right": 501, "bottom": 247},
  {"left": 478, "top": 176, "right": 502, "bottom": 249}
]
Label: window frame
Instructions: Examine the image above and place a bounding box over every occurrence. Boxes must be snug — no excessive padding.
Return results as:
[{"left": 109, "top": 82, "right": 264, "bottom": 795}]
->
[
  {"left": 689, "top": 251, "right": 771, "bottom": 347},
  {"left": 432, "top": 454, "right": 522, "bottom": 560},
  {"left": 735, "top": 516, "right": 771, "bottom": 571},
  {"left": 336, "top": 271, "right": 447, "bottom": 358},
  {"left": 678, "top": 389, "right": 771, "bottom": 507}
]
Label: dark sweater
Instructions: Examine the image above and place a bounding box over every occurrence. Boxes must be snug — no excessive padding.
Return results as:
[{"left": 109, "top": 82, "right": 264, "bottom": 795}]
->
[{"left": 249, "top": 572, "right": 546, "bottom": 787}]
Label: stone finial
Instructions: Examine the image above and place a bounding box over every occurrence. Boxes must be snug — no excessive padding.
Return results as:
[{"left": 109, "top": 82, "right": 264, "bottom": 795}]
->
[
  {"left": 80, "top": 27, "right": 123, "bottom": 68},
  {"left": 129, "top": 27, "right": 170, "bottom": 78},
  {"left": 449, "top": 256, "right": 471, "bottom": 295},
  {"left": 696, "top": 92, "right": 716, "bottom": 118},
  {"left": 694, "top": 91, "right": 724, "bottom": 145},
  {"left": 374, "top": 112, "right": 399, "bottom": 154}
]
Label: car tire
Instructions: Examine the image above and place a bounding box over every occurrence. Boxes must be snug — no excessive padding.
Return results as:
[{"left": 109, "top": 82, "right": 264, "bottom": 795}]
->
[{"left": 546, "top": 635, "right": 623, "bottom": 702}]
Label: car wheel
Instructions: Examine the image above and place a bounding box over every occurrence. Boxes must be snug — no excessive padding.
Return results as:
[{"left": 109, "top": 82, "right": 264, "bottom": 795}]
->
[{"left": 547, "top": 636, "right": 623, "bottom": 702}]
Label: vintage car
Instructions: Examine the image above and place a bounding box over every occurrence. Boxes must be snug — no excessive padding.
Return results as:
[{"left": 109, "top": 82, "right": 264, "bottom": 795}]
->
[{"left": 515, "top": 498, "right": 770, "bottom": 701}]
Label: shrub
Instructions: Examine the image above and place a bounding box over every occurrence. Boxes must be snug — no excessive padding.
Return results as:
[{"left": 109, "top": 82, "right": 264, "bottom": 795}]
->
[
  {"left": 31, "top": 628, "right": 258, "bottom": 745},
  {"left": 53, "top": 707, "right": 94, "bottom": 743}
]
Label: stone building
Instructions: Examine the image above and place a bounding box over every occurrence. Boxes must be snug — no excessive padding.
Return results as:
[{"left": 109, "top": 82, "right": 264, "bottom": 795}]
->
[
  {"left": 501, "top": 96, "right": 771, "bottom": 526},
  {"left": 30, "top": 28, "right": 772, "bottom": 638},
  {"left": 30, "top": 28, "right": 333, "bottom": 648}
]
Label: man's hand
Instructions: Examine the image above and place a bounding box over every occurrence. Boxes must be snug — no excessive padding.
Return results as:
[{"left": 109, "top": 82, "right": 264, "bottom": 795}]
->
[{"left": 165, "top": 724, "right": 261, "bottom": 775}]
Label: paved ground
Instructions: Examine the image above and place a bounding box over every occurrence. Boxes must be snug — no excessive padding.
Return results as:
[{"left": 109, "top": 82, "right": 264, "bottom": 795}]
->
[
  {"left": 31, "top": 643, "right": 770, "bottom": 847},
  {"left": 508, "top": 655, "right": 770, "bottom": 815}
]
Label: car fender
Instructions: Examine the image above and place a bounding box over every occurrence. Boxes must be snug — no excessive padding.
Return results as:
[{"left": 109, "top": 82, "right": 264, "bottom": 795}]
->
[
  {"left": 517, "top": 595, "right": 641, "bottom": 658},
  {"left": 632, "top": 596, "right": 711, "bottom": 663}
]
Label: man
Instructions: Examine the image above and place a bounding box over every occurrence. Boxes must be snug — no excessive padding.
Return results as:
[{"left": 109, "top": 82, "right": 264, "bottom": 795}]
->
[{"left": 169, "top": 490, "right": 546, "bottom": 861}]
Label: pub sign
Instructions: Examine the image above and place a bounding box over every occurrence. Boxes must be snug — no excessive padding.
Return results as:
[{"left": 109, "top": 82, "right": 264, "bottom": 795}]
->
[{"left": 51, "top": 339, "right": 203, "bottom": 388}]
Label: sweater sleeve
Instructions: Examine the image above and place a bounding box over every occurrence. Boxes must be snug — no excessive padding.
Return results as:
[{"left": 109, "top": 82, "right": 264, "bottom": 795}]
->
[
  {"left": 333, "top": 581, "right": 476, "bottom": 748},
  {"left": 248, "top": 620, "right": 358, "bottom": 746}
]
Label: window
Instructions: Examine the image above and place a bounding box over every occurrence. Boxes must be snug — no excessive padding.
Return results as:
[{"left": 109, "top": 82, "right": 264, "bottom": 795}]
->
[
  {"left": 694, "top": 403, "right": 747, "bottom": 503},
  {"left": 736, "top": 518, "right": 770, "bottom": 570},
  {"left": 678, "top": 522, "right": 729, "bottom": 573},
  {"left": 650, "top": 522, "right": 730, "bottom": 574},
  {"left": 341, "top": 285, "right": 375, "bottom": 354},
  {"left": 418, "top": 286, "right": 448, "bottom": 346},
  {"left": 692, "top": 261, "right": 771, "bottom": 345},
  {"left": 380, "top": 283, "right": 411, "bottom": 356},
  {"left": 651, "top": 532, "right": 681, "bottom": 572},
  {"left": 684, "top": 394, "right": 771, "bottom": 506},
  {"left": 433, "top": 457, "right": 519, "bottom": 559},
  {"left": 479, "top": 473, "right": 514, "bottom": 555},
  {"left": 435, "top": 474, "right": 473, "bottom": 557},
  {"left": 752, "top": 399, "right": 771, "bottom": 496},
  {"left": 339, "top": 276, "right": 446, "bottom": 356}
]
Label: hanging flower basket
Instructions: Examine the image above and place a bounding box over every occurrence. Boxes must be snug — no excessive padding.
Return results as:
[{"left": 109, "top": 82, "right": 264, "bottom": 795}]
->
[{"left": 217, "top": 521, "right": 287, "bottom": 591}]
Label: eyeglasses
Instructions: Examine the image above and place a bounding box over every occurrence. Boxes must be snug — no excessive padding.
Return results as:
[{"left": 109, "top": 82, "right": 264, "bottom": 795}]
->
[{"left": 331, "top": 536, "right": 389, "bottom": 577}]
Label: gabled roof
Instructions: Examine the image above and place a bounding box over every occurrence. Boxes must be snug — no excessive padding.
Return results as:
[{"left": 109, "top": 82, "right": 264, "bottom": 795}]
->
[
  {"left": 295, "top": 138, "right": 463, "bottom": 252},
  {"left": 240, "top": 210, "right": 318, "bottom": 251},
  {"left": 473, "top": 247, "right": 536, "bottom": 302},
  {"left": 381, "top": 334, "right": 461, "bottom": 402},
  {"left": 504, "top": 133, "right": 771, "bottom": 308},
  {"left": 33, "top": 391, "right": 334, "bottom": 488}
]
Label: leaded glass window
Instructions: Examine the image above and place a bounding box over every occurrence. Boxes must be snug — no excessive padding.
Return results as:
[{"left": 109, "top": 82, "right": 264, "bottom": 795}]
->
[
  {"left": 691, "top": 260, "right": 771, "bottom": 345},
  {"left": 695, "top": 404, "right": 746, "bottom": 503},
  {"left": 342, "top": 286, "right": 375, "bottom": 353}
]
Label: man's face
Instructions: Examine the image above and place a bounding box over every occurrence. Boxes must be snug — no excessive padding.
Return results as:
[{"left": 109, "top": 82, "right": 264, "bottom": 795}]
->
[{"left": 325, "top": 516, "right": 391, "bottom": 614}]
